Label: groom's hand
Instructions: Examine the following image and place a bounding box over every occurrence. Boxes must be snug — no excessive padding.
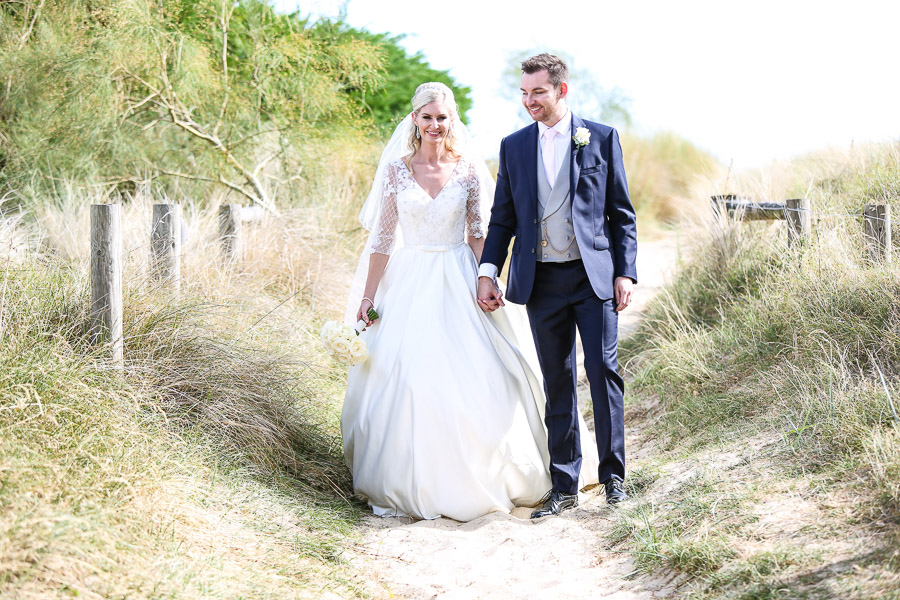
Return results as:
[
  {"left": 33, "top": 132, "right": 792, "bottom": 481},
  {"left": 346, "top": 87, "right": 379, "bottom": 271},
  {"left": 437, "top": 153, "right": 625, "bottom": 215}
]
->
[
  {"left": 614, "top": 276, "right": 634, "bottom": 312},
  {"left": 477, "top": 276, "right": 504, "bottom": 312}
]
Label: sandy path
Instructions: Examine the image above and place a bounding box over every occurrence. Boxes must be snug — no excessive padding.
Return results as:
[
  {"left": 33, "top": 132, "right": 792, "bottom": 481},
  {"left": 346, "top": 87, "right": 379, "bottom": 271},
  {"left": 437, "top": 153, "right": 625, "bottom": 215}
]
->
[
  {"left": 346, "top": 234, "right": 682, "bottom": 600},
  {"left": 347, "top": 494, "right": 673, "bottom": 599}
]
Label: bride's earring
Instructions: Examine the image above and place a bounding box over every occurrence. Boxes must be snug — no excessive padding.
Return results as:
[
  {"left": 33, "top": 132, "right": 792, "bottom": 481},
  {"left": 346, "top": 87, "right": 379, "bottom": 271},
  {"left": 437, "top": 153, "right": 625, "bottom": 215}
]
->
[{"left": 415, "top": 126, "right": 421, "bottom": 139}]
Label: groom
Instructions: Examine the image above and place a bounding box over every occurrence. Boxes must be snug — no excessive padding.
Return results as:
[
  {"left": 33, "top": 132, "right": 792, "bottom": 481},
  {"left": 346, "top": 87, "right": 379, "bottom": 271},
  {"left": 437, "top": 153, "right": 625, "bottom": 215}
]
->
[{"left": 477, "top": 53, "right": 638, "bottom": 517}]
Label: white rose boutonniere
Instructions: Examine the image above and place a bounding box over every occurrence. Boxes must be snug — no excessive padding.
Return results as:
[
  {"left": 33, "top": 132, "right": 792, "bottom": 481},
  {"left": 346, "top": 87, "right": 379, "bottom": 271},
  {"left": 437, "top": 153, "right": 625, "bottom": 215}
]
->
[{"left": 573, "top": 127, "right": 591, "bottom": 149}]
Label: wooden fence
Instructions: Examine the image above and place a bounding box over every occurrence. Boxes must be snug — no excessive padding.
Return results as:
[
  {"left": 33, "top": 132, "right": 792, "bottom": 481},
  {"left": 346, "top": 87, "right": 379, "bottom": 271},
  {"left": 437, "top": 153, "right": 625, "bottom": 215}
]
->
[
  {"left": 711, "top": 195, "right": 892, "bottom": 262},
  {"left": 88, "top": 197, "right": 894, "bottom": 363},
  {"left": 90, "top": 202, "right": 265, "bottom": 365}
]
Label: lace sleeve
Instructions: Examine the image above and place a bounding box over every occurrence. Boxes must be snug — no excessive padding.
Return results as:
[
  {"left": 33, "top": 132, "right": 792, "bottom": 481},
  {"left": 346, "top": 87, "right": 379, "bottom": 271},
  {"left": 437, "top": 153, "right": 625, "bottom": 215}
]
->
[
  {"left": 371, "top": 162, "right": 400, "bottom": 254},
  {"left": 465, "top": 159, "right": 485, "bottom": 238}
]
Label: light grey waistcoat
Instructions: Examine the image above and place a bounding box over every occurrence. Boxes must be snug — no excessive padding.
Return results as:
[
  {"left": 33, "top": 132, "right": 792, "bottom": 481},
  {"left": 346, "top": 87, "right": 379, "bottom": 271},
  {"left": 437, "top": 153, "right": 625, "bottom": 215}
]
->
[{"left": 537, "top": 140, "right": 581, "bottom": 262}]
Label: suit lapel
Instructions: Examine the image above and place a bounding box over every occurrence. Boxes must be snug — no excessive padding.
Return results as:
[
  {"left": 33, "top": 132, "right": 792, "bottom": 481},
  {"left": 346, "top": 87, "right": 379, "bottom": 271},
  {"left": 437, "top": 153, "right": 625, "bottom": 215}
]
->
[
  {"left": 523, "top": 123, "right": 539, "bottom": 216},
  {"left": 570, "top": 113, "right": 584, "bottom": 195}
]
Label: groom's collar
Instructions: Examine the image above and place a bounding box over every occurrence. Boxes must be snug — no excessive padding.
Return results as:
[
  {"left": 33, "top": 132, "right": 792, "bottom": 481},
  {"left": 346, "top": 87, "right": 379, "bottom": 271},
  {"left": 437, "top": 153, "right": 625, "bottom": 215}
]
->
[{"left": 537, "top": 109, "right": 572, "bottom": 139}]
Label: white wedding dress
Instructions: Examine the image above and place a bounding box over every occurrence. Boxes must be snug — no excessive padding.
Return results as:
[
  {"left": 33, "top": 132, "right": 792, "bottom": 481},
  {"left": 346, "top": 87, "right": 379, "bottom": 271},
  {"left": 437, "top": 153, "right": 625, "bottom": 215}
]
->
[{"left": 342, "top": 157, "right": 598, "bottom": 522}]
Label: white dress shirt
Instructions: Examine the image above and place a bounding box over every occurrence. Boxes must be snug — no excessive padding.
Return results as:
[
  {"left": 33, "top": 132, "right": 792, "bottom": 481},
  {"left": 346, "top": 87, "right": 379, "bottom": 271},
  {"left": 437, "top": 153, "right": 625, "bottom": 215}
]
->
[
  {"left": 479, "top": 110, "right": 572, "bottom": 281},
  {"left": 538, "top": 110, "right": 572, "bottom": 187}
]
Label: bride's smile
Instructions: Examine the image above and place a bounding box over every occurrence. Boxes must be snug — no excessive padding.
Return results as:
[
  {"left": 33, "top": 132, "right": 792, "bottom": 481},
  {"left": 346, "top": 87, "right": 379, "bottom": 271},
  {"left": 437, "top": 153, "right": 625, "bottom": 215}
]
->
[{"left": 413, "top": 101, "right": 452, "bottom": 143}]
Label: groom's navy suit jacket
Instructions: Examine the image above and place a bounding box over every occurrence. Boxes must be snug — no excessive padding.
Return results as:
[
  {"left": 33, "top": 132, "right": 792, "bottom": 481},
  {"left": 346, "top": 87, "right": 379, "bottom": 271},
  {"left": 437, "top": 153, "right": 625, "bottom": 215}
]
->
[{"left": 481, "top": 115, "right": 637, "bottom": 303}]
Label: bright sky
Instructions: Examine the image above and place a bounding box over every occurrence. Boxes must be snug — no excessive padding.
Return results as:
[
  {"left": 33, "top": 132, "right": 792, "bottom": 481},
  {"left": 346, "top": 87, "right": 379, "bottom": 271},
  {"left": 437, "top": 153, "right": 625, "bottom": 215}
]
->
[{"left": 274, "top": 0, "right": 900, "bottom": 169}]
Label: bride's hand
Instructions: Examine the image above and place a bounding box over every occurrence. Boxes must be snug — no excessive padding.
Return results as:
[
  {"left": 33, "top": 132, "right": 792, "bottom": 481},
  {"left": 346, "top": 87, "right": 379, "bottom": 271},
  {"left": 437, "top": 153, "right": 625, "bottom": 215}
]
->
[
  {"left": 357, "top": 298, "right": 377, "bottom": 325},
  {"left": 476, "top": 277, "right": 504, "bottom": 312}
]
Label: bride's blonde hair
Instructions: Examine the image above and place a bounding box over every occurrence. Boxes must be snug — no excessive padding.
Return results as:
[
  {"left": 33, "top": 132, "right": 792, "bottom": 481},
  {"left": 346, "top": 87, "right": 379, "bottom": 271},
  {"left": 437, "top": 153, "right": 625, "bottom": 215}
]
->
[{"left": 407, "top": 82, "right": 461, "bottom": 160}]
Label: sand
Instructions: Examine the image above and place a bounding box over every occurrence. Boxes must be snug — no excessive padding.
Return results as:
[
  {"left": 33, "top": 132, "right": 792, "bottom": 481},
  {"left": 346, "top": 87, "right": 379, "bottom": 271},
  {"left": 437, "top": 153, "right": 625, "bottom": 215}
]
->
[{"left": 347, "top": 492, "right": 676, "bottom": 599}]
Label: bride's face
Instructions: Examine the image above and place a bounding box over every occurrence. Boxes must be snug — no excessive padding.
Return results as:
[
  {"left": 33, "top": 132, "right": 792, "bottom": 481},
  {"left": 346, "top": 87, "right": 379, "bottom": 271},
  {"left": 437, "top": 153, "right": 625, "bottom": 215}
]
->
[{"left": 413, "top": 100, "right": 453, "bottom": 146}]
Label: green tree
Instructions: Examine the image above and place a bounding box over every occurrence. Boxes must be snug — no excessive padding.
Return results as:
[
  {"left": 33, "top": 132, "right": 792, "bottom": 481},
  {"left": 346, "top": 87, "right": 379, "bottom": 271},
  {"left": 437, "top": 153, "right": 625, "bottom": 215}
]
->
[
  {"left": 361, "top": 34, "right": 472, "bottom": 128},
  {"left": 0, "top": 0, "right": 383, "bottom": 207},
  {"left": 344, "top": 31, "right": 473, "bottom": 132}
]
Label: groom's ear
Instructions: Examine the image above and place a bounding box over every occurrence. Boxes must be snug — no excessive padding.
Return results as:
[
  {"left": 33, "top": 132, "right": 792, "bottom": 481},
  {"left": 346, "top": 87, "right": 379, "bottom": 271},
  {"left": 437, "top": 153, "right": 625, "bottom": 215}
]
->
[{"left": 558, "top": 81, "right": 568, "bottom": 99}]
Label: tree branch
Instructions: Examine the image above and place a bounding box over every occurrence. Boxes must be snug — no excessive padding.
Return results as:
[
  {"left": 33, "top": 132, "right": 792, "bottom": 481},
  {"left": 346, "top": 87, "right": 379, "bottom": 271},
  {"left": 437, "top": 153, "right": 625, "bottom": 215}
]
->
[
  {"left": 121, "top": 41, "right": 279, "bottom": 214},
  {"left": 252, "top": 152, "right": 280, "bottom": 178},
  {"left": 152, "top": 168, "right": 271, "bottom": 208},
  {"left": 214, "top": 0, "right": 236, "bottom": 135},
  {"left": 120, "top": 89, "right": 161, "bottom": 126},
  {"left": 230, "top": 125, "right": 297, "bottom": 149},
  {"left": 18, "top": 0, "right": 45, "bottom": 50}
]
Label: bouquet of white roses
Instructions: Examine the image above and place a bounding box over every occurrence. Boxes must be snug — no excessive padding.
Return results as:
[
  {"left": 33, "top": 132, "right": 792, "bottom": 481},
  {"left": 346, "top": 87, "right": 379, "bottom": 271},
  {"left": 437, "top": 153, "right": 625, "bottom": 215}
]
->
[{"left": 320, "top": 307, "right": 379, "bottom": 366}]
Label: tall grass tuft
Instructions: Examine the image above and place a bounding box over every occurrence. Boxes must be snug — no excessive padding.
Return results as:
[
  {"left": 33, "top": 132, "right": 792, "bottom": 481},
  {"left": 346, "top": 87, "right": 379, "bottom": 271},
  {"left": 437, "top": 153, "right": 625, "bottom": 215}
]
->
[
  {"left": 618, "top": 142, "right": 900, "bottom": 593},
  {"left": 124, "top": 294, "right": 351, "bottom": 494},
  {"left": 1, "top": 199, "right": 362, "bottom": 597},
  {"left": 9, "top": 184, "right": 357, "bottom": 490}
]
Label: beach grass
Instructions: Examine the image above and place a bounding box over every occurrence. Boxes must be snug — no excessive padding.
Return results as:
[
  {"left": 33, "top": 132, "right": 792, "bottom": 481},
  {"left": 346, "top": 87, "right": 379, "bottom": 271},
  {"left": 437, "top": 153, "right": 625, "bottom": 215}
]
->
[{"left": 614, "top": 142, "right": 900, "bottom": 598}]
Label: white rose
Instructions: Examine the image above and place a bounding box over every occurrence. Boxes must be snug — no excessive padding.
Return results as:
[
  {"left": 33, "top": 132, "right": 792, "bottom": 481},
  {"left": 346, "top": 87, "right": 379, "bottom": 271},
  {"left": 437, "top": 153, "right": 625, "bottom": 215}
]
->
[
  {"left": 348, "top": 336, "right": 369, "bottom": 365},
  {"left": 321, "top": 321, "right": 339, "bottom": 346},
  {"left": 573, "top": 127, "right": 591, "bottom": 148},
  {"left": 322, "top": 321, "right": 340, "bottom": 352},
  {"left": 331, "top": 337, "right": 351, "bottom": 355}
]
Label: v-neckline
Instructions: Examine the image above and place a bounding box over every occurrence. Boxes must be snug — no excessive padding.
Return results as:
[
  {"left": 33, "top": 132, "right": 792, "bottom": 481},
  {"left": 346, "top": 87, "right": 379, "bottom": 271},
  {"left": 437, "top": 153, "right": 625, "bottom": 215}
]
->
[{"left": 404, "top": 158, "right": 463, "bottom": 200}]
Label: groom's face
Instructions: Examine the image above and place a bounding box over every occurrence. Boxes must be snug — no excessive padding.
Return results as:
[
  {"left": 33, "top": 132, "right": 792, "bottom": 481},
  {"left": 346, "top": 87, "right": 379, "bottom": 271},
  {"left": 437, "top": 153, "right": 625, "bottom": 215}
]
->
[{"left": 521, "top": 69, "right": 568, "bottom": 126}]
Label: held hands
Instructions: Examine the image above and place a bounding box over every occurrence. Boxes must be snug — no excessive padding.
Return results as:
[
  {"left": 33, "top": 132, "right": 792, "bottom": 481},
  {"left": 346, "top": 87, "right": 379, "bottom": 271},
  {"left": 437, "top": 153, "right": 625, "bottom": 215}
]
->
[
  {"left": 477, "top": 277, "right": 505, "bottom": 312},
  {"left": 614, "top": 276, "right": 634, "bottom": 312},
  {"left": 477, "top": 276, "right": 630, "bottom": 311}
]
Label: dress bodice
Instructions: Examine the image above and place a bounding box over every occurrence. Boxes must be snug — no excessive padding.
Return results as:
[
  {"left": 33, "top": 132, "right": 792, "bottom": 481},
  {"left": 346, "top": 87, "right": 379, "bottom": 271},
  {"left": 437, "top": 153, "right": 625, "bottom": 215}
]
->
[{"left": 371, "top": 157, "right": 485, "bottom": 252}]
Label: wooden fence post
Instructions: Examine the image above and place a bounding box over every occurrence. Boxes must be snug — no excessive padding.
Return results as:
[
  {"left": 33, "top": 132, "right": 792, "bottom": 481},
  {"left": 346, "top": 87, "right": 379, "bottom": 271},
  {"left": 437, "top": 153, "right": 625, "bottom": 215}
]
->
[
  {"left": 219, "top": 204, "right": 241, "bottom": 262},
  {"left": 151, "top": 203, "right": 182, "bottom": 288},
  {"left": 90, "top": 204, "right": 123, "bottom": 366},
  {"left": 864, "top": 204, "right": 892, "bottom": 263},
  {"left": 240, "top": 205, "right": 266, "bottom": 223},
  {"left": 785, "top": 198, "right": 811, "bottom": 246}
]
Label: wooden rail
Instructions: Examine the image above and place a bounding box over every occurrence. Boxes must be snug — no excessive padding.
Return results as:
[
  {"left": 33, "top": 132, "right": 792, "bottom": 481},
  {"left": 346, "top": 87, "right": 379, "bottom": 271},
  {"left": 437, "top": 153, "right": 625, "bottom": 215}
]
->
[
  {"left": 711, "top": 195, "right": 810, "bottom": 246},
  {"left": 711, "top": 195, "right": 785, "bottom": 220},
  {"left": 712, "top": 196, "right": 891, "bottom": 261}
]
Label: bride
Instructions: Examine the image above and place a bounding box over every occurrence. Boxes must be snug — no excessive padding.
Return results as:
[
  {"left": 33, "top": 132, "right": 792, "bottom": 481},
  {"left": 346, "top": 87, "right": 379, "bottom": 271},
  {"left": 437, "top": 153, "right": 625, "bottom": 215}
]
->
[{"left": 341, "top": 82, "right": 597, "bottom": 522}]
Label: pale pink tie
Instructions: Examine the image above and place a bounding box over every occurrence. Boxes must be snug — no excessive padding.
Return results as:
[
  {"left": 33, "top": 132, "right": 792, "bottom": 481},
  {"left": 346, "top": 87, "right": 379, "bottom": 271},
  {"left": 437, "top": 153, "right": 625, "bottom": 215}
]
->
[{"left": 542, "top": 128, "right": 557, "bottom": 187}]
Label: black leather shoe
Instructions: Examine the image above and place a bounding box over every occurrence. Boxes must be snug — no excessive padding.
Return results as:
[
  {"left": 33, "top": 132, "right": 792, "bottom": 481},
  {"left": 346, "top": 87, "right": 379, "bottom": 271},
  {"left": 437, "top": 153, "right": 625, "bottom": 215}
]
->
[
  {"left": 604, "top": 479, "right": 629, "bottom": 505},
  {"left": 530, "top": 489, "right": 578, "bottom": 518}
]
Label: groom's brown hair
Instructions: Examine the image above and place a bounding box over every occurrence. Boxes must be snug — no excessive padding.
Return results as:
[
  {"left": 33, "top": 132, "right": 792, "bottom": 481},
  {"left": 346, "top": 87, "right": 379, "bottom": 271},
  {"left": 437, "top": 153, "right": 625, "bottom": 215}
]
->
[{"left": 521, "top": 53, "right": 569, "bottom": 89}]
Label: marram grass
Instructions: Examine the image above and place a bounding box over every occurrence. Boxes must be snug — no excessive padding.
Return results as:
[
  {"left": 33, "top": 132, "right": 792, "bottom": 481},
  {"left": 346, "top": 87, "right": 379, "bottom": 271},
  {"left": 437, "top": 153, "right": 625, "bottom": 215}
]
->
[
  {"left": 616, "top": 142, "right": 900, "bottom": 597},
  {"left": 1, "top": 233, "right": 363, "bottom": 598}
]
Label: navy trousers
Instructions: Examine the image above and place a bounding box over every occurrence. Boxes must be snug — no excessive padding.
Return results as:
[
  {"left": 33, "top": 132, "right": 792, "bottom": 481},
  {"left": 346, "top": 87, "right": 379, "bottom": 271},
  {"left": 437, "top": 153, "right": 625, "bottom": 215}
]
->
[{"left": 525, "top": 259, "right": 626, "bottom": 494}]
